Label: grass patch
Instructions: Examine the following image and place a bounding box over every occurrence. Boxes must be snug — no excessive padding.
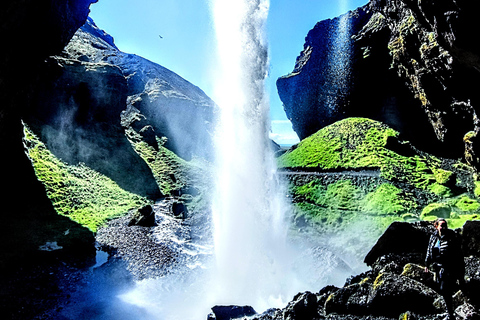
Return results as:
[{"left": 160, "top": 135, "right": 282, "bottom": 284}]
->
[
  {"left": 126, "top": 127, "right": 194, "bottom": 196},
  {"left": 23, "top": 124, "right": 149, "bottom": 232},
  {"left": 454, "top": 195, "right": 480, "bottom": 212}
]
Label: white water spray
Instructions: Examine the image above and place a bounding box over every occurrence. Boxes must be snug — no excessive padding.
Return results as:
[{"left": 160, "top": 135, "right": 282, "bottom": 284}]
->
[
  {"left": 116, "top": 2, "right": 356, "bottom": 319},
  {"left": 209, "top": 0, "right": 306, "bottom": 311}
]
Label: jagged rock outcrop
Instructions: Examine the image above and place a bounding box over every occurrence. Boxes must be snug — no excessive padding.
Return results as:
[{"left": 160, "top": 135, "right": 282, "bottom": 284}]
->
[{"left": 278, "top": 0, "right": 480, "bottom": 162}]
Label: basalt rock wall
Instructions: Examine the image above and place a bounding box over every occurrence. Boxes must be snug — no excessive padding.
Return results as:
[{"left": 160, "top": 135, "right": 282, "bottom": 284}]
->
[{"left": 278, "top": 0, "right": 480, "bottom": 163}]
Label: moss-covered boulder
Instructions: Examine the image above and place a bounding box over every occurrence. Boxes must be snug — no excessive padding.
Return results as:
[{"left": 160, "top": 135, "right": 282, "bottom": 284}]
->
[
  {"left": 368, "top": 272, "right": 441, "bottom": 316},
  {"left": 420, "top": 203, "right": 451, "bottom": 220}
]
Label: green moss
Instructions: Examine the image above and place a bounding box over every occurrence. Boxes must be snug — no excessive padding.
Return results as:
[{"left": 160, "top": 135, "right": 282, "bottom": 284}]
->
[
  {"left": 279, "top": 118, "right": 439, "bottom": 190},
  {"left": 428, "top": 183, "right": 453, "bottom": 197},
  {"left": 432, "top": 168, "right": 453, "bottom": 184},
  {"left": 290, "top": 179, "right": 408, "bottom": 235},
  {"left": 362, "top": 183, "right": 415, "bottom": 215},
  {"left": 126, "top": 128, "right": 189, "bottom": 196},
  {"left": 420, "top": 203, "right": 451, "bottom": 219},
  {"left": 293, "top": 179, "right": 364, "bottom": 211},
  {"left": 455, "top": 195, "right": 480, "bottom": 212},
  {"left": 474, "top": 181, "right": 480, "bottom": 198},
  {"left": 24, "top": 125, "right": 149, "bottom": 232},
  {"left": 321, "top": 180, "right": 364, "bottom": 211},
  {"left": 447, "top": 214, "right": 479, "bottom": 229},
  {"left": 373, "top": 273, "right": 385, "bottom": 290}
]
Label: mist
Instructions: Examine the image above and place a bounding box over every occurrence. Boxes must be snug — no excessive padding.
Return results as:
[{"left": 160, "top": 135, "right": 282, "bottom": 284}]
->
[{"left": 36, "top": 1, "right": 375, "bottom": 319}]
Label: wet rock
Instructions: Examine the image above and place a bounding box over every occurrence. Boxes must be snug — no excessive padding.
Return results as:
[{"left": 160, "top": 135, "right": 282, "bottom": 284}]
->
[
  {"left": 172, "top": 201, "right": 188, "bottom": 219},
  {"left": 283, "top": 291, "right": 320, "bottom": 320},
  {"left": 257, "top": 219, "right": 480, "bottom": 320},
  {"left": 368, "top": 272, "right": 442, "bottom": 317},
  {"left": 251, "top": 308, "right": 281, "bottom": 320},
  {"left": 456, "top": 303, "right": 480, "bottom": 320},
  {"left": 128, "top": 205, "right": 156, "bottom": 227},
  {"left": 207, "top": 305, "right": 257, "bottom": 320},
  {"left": 364, "top": 221, "right": 433, "bottom": 267}
]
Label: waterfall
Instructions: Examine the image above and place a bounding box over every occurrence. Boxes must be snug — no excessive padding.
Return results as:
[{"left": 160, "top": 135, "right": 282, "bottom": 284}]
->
[
  {"left": 114, "top": 1, "right": 356, "bottom": 319},
  {"left": 209, "top": 0, "right": 303, "bottom": 311},
  {"left": 325, "top": 0, "right": 353, "bottom": 113}
]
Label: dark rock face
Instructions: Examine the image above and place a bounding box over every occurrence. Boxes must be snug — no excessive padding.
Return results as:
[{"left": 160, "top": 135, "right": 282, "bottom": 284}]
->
[
  {"left": 0, "top": 0, "right": 97, "bottom": 269},
  {"left": 462, "top": 220, "right": 480, "bottom": 256},
  {"left": 278, "top": 0, "right": 480, "bottom": 161},
  {"left": 364, "top": 221, "right": 434, "bottom": 266},
  {"left": 64, "top": 18, "right": 216, "bottom": 162}
]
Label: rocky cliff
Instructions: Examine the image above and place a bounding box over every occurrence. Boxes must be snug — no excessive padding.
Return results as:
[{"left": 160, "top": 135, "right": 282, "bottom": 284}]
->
[
  {"left": 277, "top": 0, "right": 480, "bottom": 162},
  {"left": 0, "top": 0, "right": 97, "bottom": 269},
  {"left": 0, "top": 3, "right": 216, "bottom": 269},
  {"left": 24, "top": 17, "right": 216, "bottom": 198}
]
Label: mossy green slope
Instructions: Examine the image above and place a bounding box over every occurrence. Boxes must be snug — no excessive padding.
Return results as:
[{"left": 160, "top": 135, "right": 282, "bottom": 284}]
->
[
  {"left": 23, "top": 124, "right": 150, "bottom": 232},
  {"left": 279, "top": 117, "right": 438, "bottom": 190},
  {"left": 124, "top": 127, "right": 211, "bottom": 212},
  {"left": 280, "top": 118, "right": 480, "bottom": 234}
]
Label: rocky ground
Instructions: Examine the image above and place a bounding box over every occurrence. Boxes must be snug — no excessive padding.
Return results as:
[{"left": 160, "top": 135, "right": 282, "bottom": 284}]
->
[
  {"left": 0, "top": 198, "right": 212, "bottom": 319},
  {"left": 208, "top": 221, "right": 480, "bottom": 320},
  {"left": 3, "top": 205, "right": 480, "bottom": 320}
]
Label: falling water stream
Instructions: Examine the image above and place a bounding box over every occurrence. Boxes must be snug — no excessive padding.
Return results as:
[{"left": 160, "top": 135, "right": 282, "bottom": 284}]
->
[
  {"left": 86, "top": 1, "right": 358, "bottom": 319},
  {"left": 210, "top": 0, "right": 302, "bottom": 310}
]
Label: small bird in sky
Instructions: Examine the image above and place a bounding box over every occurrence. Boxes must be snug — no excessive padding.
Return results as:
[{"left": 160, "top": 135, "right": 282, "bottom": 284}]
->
[{"left": 159, "top": 35, "right": 163, "bottom": 39}]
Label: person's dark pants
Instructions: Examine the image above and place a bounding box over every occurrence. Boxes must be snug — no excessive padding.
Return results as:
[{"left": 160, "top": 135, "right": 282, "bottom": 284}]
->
[{"left": 439, "top": 268, "right": 457, "bottom": 318}]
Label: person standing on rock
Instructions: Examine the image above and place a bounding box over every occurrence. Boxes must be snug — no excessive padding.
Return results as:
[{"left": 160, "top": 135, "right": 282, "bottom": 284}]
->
[{"left": 425, "top": 218, "right": 465, "bottom": 320}]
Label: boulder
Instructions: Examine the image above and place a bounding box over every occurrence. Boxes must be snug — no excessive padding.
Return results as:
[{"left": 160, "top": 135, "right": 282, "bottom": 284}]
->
[
  {"left": 283, "top": 291, "right": 320, "bottom": 320},
  {"left": 401, "top": 263, "right": 436, "bottom": 288},
  {"left": 462, "top": 221, "right": 480, "bottom": 257},
  {"left": 128, "top": 205, "right": 156, "bottom": 227},
  {"left": 207, "top": 305, "right": 256, "bottom": 320},
  {"left": 326, "top": 270, "right": 442, "bottom": 317},
  {"left": 364, "top": 221, "right": 433, "bottom": 266},
  {"left": 325, "top": 281, "right": 371, "bottom": 316},
  {"left": 172, "top": 202, "right": 188, "bottom": 219},
  {"left": 464, "top": 256, "right": 480, "bottom": 308},
  {"left": 367, "top": 272, "right": 442, "bottom": 317}
]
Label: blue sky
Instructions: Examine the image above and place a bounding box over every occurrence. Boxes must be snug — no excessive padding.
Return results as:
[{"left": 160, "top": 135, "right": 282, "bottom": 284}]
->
[{"left": 89, "top": 0, "right": 368, "bottom": 145}]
